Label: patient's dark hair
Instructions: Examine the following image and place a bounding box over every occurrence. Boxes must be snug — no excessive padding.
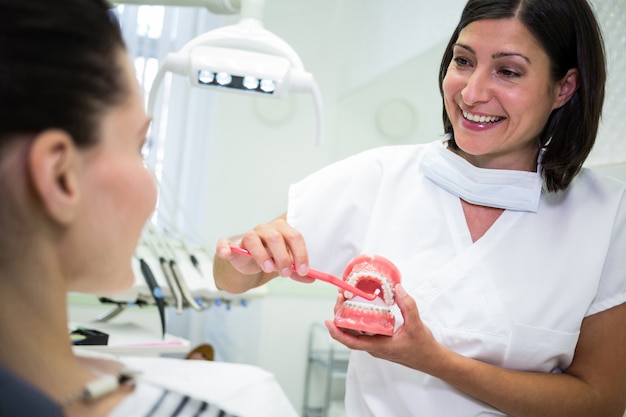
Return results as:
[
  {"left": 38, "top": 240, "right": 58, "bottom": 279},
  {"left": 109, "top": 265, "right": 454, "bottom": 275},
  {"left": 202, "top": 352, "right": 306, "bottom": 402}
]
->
[
  {"left": 0, "top": 0, "right": 127, "bottom": 150},
  {"left": 438, "top": 0, "right": 606, "bottom": 192}
]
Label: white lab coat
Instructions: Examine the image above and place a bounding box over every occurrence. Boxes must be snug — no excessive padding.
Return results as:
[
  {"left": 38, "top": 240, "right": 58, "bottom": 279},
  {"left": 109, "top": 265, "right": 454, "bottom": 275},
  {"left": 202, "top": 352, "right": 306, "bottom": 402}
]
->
[{"left": 287, "top": 139, "right": 626, "bottom": 416}]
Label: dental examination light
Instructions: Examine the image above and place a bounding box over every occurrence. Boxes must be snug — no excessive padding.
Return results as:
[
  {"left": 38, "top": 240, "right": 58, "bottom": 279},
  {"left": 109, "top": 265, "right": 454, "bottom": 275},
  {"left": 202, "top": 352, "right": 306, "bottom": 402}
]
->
[{"left": 146, "top": 0, "right": 324, "bottom": 145}]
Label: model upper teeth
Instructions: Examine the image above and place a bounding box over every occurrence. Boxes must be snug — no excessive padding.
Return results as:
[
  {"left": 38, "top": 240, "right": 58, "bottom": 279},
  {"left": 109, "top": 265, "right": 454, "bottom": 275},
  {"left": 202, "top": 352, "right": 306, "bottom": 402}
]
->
[
  {"left": 344, "top": 270, "right": 395, "bottom": 305},
  {"left": 463, "top": 110, "right": 502, "bottom": 124}
]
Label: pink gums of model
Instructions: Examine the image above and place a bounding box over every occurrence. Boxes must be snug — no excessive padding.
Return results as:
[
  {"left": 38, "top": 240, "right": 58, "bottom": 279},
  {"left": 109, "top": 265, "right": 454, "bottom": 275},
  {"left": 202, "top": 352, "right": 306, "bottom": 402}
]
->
[{"left": 334, "top": 254, "right": 401, "bottom": 336}]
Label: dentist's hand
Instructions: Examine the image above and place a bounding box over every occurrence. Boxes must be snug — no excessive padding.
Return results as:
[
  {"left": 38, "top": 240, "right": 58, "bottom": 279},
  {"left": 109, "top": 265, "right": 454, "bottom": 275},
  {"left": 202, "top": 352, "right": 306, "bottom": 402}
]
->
[
  {"left": 214, "top": 213, "right": 313, "bottom": 293},
  {"left": 326, "top": 284, "right": 447, "bottom": 374}
]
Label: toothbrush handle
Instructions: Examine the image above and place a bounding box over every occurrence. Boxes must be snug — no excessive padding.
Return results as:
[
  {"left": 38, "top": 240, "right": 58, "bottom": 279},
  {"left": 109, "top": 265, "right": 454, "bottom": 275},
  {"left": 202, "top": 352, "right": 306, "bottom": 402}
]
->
[
  {"left": 301, "top": 268, "right": 376, "bottom": 301},
  {"left": 229, "top": 245, "right": 376, "bottom": 301}
]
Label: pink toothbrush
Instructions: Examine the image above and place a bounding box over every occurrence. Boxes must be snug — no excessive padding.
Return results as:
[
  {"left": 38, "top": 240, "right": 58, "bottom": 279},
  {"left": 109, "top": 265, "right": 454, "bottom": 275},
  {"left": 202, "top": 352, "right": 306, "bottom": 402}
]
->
[{"left": 229, "top": 245, "right": 377, "bottom": 301}]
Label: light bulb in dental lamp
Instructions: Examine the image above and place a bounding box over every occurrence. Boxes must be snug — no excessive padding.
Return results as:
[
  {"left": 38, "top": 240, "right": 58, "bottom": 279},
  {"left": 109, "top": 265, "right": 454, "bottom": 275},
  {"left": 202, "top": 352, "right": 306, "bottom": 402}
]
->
[
  {"left": 188, "top": 46, "right": 301, "bottom": 97},
  {"left": 147, "top": 17, "right": 324, "bottom": 145}
]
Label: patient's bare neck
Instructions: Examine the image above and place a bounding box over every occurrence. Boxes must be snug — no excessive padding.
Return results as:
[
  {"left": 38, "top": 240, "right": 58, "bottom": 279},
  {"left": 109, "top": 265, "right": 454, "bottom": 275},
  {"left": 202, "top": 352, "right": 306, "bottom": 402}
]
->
[{"left": 0, "top": 268, "right": 90, "bottom": 408}]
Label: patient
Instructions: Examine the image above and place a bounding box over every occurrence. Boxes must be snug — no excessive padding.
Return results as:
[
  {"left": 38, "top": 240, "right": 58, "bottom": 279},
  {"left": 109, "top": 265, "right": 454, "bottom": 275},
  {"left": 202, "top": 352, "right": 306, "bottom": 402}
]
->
[{"left": 0, "top": 1, "right": 297, "bottom": 416}]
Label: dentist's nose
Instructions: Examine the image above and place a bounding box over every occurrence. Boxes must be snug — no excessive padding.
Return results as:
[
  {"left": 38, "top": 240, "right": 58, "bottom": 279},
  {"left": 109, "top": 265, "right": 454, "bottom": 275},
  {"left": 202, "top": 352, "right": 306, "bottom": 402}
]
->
[{"left": 461, "top": 69, "right": 491, "bottom": 105}]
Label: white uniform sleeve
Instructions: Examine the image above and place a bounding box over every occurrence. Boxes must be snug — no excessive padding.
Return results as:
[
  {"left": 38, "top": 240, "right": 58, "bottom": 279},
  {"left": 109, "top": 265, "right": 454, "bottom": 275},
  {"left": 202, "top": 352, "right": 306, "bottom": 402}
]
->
[
  {"left": 286, "top": 149, "right": 385, "bottom": 276},
  {"left": 587, "top": 186, "right": 626, "bottom": 315}
]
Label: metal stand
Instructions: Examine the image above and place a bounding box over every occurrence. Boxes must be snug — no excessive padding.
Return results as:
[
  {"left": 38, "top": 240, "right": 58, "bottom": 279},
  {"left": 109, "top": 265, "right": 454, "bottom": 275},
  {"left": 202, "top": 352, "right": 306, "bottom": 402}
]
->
[
  {"left": 93, "top": 303, "right": 127, "bottom": 322},
  {"left": 302, "top": 323, "right": 350, "bottom": 417}
]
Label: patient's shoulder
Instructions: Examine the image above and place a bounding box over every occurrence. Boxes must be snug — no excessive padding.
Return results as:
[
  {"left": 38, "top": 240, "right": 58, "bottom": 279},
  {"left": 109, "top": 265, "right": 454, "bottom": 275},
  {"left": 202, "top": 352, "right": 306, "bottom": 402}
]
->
[{"left": 0, "top": 366, "right": 63, "bottom": 417}]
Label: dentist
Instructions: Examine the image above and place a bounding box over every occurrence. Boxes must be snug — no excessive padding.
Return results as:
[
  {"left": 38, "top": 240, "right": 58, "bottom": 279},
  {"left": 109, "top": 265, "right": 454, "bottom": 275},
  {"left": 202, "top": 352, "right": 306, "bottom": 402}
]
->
[{"left": 214, "top": 0, "right": 626, "bottom": 415}]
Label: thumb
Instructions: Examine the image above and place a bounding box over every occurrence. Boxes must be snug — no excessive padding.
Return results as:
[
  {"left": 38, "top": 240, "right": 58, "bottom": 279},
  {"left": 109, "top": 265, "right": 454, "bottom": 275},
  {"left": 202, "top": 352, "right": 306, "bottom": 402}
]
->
[
  {"left": 394, "top": 284, "right": 419, "bottom": 321},
  {"left": 215, "top": 238, "right": 232, "bottom": 259}
]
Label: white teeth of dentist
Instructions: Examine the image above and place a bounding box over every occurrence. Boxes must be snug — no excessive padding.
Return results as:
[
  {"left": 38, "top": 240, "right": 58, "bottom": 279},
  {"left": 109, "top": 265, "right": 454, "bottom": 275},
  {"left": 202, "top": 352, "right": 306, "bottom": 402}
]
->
[{"left": 463, "top": 110, "right": 502, "bottom": 123}]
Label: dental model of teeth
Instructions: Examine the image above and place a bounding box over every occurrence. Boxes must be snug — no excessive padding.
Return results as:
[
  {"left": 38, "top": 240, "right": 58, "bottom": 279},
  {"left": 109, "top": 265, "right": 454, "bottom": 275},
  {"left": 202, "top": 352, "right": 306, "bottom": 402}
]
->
[{"left": 334, "top": 254, "right": 401, "bottom": 336}]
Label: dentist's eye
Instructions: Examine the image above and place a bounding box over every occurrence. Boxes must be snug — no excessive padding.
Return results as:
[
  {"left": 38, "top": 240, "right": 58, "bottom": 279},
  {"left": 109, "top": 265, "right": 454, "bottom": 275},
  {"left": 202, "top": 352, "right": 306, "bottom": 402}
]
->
[
  {"left": 453, "top": 56, "right": 472, "bottom": 68},
  {"left": 499, "top": 68, "right": 522, "bottom": 78}
]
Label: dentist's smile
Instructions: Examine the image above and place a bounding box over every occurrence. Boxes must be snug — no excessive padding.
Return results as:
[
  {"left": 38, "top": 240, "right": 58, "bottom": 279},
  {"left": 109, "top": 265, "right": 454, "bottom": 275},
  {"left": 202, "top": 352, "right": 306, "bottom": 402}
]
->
[{"left": 462, "top": 109, "right": 505, "bottom": 124}]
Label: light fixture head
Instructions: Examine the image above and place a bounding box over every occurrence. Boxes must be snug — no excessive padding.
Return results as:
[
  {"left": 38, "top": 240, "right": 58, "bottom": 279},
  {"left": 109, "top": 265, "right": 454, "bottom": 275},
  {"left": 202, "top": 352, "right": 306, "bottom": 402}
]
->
[
  {"left": 190, "top": 46, "right": 290, "bottom": 96},
  {"left": 148, "top": 15, "right": 324, "bottom": 145}
]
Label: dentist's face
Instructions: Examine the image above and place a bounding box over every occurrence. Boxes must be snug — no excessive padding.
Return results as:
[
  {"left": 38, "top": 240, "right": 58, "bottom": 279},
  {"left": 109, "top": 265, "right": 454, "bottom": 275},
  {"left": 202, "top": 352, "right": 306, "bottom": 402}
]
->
[{"left": 442, "top": 18, "right": 564, "bottom": 171}]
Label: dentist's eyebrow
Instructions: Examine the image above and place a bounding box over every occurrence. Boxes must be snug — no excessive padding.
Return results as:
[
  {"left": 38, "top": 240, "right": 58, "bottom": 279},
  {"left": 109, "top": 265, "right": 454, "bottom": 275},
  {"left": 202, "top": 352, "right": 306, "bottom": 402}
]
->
[
  {"left": 453, "top": 43, "right": 531, "bottom": 64},
  {"left": 453, "top": 43, "right": 475, "bottom": 54},
  {"left": 493, "top": 51, "right": 531, "bottom": 64}
]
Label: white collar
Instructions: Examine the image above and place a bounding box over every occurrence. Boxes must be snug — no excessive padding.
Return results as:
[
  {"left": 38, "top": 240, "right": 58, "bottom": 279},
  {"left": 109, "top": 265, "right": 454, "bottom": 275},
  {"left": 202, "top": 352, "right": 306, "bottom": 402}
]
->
[{"left": 419, "top": 135, "right": 543, "bottom": 212}]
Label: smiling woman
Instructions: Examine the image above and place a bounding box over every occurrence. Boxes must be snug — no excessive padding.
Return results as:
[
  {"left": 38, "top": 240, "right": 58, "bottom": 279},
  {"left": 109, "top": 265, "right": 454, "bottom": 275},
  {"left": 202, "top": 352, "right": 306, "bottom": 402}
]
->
[
  {"left": 212, "top": 1, "right": 626, "bottom": 416},
  {"left": 442, "top": 18, "right": 579, "bottom": 172},
  {"left": 438, "top": 1, "right": 605, "bottom": 192}
]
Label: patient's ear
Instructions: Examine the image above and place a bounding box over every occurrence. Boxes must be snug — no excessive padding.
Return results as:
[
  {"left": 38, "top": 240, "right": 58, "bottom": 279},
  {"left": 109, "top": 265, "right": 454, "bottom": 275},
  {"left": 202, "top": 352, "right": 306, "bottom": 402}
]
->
[{"left": 28, "top": 129, "right": 80, "bottom": 224}]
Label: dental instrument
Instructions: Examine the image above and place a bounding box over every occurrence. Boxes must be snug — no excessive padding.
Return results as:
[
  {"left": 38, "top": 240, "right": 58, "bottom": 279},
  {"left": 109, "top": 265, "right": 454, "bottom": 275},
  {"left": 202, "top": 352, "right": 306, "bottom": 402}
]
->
[{"left": 137, "top": 257, "right": 166, "bottom": 338}]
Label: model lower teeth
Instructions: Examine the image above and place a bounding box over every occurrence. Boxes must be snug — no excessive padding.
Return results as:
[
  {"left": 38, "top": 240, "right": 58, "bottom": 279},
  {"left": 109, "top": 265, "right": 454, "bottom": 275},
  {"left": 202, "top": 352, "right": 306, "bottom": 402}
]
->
[{"left": 344, "top": 295, "right": 389, "bottom": 312}]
